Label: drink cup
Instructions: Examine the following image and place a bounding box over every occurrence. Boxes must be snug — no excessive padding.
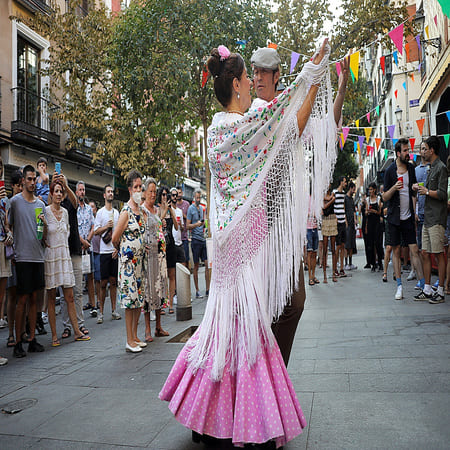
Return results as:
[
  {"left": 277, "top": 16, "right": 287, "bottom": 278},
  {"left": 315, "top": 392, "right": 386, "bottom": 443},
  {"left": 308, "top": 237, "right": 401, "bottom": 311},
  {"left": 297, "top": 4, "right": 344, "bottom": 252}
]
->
[
  {"left": 35, "top": 207, "right": 43, "bottom": 240},
  {"left": 418, "top": 182, "right": 424, "bottom": 187},
  {"left": 398, "top": 176, "right": 403, "bottom": 188}
]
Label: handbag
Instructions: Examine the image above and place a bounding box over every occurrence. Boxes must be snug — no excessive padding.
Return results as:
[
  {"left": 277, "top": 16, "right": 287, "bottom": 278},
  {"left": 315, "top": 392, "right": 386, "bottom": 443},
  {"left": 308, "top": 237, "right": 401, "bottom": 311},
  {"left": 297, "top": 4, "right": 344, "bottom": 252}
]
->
[
  {"left": 82, "top": 251, "right": 91, "bottom": 274},
  {"left": 102, "top": 228, "right": 112, "bottom": 244}
]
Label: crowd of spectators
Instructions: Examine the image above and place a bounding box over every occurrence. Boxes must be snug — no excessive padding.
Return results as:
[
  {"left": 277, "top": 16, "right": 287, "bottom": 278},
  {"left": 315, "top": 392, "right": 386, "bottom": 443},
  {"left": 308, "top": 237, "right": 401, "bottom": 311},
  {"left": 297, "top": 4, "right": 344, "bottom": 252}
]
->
[{"left": 0, "top": 158, "right": 209, "bottom": 365}]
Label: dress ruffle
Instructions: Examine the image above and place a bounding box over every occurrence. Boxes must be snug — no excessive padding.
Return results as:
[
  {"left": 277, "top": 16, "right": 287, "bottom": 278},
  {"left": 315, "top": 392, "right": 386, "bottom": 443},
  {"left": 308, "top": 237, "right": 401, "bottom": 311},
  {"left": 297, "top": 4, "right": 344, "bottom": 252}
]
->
[{"left": 159, "top": 332, "right": 306, "bottom": 448}]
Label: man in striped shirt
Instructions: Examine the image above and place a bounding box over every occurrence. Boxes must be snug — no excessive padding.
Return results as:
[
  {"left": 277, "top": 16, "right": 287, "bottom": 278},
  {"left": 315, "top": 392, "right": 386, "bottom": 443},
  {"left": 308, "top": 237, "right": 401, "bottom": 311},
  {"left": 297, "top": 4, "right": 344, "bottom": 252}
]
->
[{"left": 334, "top": 176, "right": 347, "bottom": 277}]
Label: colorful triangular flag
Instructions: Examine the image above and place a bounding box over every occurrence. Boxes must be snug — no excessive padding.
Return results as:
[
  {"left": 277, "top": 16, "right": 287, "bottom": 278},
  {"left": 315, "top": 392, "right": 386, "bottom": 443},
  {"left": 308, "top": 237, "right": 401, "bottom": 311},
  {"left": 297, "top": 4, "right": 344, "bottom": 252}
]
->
[
  {"left": 393, "top": 138, "right": 398, "bottom": 146},
  {"left": 446, "top": 111, "right": 450, "bottom": 123},
  {"left": 411, "top": 72, "right": 415, "bottom": 82},
  {"left": 395, "top": 89, "right": 398, "bottom": 99},
  {"left": 444, "top": 134, "right": 450, "bottom": 148},
  {"left": 367, "top": 146, "right": 371, "bottom": 157},
  {"left": 416, "top": 118, "right": 425, "bottom": 135},
  {"left": 434, "top": 15, "right": 438, "bottom": 26},
  {"left": 354, "top": 141, "right": 358, "bottom": 153},
  {"left": 375, "top": 138, "right": 382, "bottom": 150},
  {"left": 387, "top": 124, "right": 396, "bottom": 140},
  {"left": 437, "top": 0, "right": 450, "bottom": 17},
  {"left": 339, "top": 134, "right": 344, "bottom": 150},
  {"left": 393, "top": 51, "right": 398, "bottom": 66},
  {"left": 415, "top": 34, "right": 421, "bottom": 51},
  {"left": 380, "top": 56, "right": 385, "bottom": 74},
  {"left": 201, "top": 69, "right": 208, "bottom": 88},
  {"left": 410, "top": 138, "right": 416, "bottom": 150},
  {"left": 355, "top": 119, "right": 360, "bottom": 129},
  {"left": 366, "top": 112, "right": 371, "bottom": 123},
  {"left": 342, "top": 127, "right": 350, "bottom": 143},
  {"left": 290, "top": 51, "right": 300, "bottom": 74},
  {"left": 388, "top": 24, "right": 404, "bottom": 55},
  {"left": 385, "top": 149, "right": 389, "bottom": 159},
  {"left": 376, "top": 105, "right": 380, "bottom": 116},
  {"left": 405, "top": 42, "right": 410, "bottom": 60},
  {"left": 268, "top": 42, "right": 278, "bottom": 49},
  {"left": 336, "top": 61, "right": 341, "bottom": 77},
  {"left": 358, "top": 135, "right": 365, "bottom": 150},
  {"left": 364, "top": 127, "right": 372, "bottom": 142},
  {"left": 349, "top": 52, "right": 360, "bottom": 82},
  {"left": 402, "top": 81, "right": 407, "bottom": 91},
  {"left": 425, "top": 25, "right": 429, "bottom": 39}
]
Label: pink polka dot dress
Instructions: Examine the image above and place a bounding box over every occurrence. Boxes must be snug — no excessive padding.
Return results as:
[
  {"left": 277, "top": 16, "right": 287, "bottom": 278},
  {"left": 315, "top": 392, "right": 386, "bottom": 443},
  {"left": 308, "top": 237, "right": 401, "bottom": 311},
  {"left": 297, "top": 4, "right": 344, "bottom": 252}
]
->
[{"left": 159, "top": 329, "right": 307, "bottom": 448}]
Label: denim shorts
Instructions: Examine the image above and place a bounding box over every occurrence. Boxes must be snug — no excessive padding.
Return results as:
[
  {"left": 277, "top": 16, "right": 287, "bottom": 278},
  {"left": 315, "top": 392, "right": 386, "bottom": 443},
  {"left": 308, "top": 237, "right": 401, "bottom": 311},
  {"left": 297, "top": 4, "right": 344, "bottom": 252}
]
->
[
  {"left": 307, "top": 228, "right": 319, "bottom": 251},
  {"left": 191, "top": 238, "right": 207, "bottom": 263}
]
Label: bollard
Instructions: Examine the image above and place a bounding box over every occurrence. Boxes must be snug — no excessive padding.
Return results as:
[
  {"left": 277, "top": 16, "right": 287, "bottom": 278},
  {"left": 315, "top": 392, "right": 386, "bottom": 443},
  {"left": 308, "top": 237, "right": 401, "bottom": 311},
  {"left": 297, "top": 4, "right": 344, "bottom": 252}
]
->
[{"left": 176, "top": 262, "right": 192, "bottom": 321}]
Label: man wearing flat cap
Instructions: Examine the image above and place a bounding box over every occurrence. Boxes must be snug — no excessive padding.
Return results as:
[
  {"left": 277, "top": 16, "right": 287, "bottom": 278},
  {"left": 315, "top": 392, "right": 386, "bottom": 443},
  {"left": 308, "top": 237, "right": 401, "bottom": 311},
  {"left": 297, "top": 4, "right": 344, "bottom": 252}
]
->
[
  {"left": 250, "top": 47, "right": 282, "bottom": 109},
  {"left": 250, "top": 46, "right": 351, "bottom": 368}
]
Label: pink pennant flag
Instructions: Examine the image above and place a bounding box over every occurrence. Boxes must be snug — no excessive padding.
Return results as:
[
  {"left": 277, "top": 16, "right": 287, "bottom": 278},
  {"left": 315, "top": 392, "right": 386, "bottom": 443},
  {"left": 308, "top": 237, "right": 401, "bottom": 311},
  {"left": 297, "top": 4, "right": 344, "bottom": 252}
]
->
[
  {"left": 336, "top": 61, "right": 341, "bottom": 77},
  {"left": 290, "top": 51, "right": 300, "bottom": 74},
  {"left": 366, "top": 112, "right": 370, "bottom": 123},
  {"left": 342, "top": 127, "right": 350, "bottom": 143},
  {"left": 388, "top": 23, "right": 404, "bottom": 55},
  {"left": 387, "top": 124, "right": 396, "bottom": 140},
  {"left": 370, "top": 146, "right": 374, "bottom": 156}
]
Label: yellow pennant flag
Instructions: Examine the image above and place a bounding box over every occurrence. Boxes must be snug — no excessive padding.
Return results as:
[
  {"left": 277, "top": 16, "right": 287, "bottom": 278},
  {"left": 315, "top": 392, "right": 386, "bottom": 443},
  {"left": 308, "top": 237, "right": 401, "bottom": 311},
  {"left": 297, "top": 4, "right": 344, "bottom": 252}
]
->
[
  {"left": 425, "top": 25, "right": 429, "bottom": 39},
  {"left": 364, "top": 127, "right": 372, "bottom": 142},
  {"left": 357, "top": 143, "right": 360, "bottom": 154},
  {"left": 355, "top": 119, "right": 360, "bottom": 129},
  {"left": 349, "top": 51, "right": 360, "bottom": 81}
]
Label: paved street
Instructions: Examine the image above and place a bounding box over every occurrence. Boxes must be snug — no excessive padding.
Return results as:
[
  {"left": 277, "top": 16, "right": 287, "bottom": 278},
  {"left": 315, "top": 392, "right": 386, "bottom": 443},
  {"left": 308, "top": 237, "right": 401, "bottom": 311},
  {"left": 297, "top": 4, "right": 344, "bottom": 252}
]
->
[{"left": 1, "top": 242, "right": 449, "bottom": 449}]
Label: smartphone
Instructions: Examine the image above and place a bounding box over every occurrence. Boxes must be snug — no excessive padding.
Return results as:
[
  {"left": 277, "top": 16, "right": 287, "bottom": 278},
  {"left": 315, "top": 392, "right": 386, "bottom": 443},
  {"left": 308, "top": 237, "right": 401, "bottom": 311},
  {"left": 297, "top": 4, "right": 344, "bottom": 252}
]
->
[{"left": 55, "top": 162, "right": 61, "bottom": 174}]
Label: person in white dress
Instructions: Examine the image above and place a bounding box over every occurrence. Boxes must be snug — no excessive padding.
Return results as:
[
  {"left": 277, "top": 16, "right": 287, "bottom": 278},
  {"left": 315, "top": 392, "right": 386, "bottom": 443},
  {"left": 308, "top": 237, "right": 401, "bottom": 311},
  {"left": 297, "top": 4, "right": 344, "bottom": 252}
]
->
[{"left": 45, "top": 179, "right": 90, "bottom": 346}]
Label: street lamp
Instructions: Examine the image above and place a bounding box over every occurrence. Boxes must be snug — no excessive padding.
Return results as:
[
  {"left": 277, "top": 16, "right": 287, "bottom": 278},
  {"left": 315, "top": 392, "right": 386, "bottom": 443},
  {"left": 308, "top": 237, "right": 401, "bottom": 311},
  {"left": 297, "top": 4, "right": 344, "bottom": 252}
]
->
[
  {"left": 415, "top": 10, "right": 442, "bottom": 52},
  {"left": 395, "top": 105, "right": 403, "bottom": 135}
]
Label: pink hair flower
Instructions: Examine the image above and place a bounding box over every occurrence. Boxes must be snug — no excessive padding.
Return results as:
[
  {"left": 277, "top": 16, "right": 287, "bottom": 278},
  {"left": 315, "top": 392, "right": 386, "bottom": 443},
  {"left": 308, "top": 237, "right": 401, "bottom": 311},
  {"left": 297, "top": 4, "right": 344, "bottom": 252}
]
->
[{"left": 218, "top": 45, "right": 231, "bottom": 61}]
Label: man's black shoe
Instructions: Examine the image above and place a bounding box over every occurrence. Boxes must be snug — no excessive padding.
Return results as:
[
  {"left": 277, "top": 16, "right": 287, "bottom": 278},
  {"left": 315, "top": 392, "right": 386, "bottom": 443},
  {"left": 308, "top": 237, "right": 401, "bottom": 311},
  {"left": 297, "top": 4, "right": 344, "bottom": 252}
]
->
[
  {"left": 28, "top": 338, "right": 45, "bottom": 353},
  {"left": 364, "top": 264, "right": 371, "bottom": 269},
  {"left": 429, "top": 292, "right": 445, "bottom": 304},
  {"left": 414, "top": 290, "right": 433, "bottom": 301},
  {"left": 83, "top": 303, "right": 93, "bottom": 311},
  {"left": 13, "top": 342, "right": 26, "bottom": 358}
]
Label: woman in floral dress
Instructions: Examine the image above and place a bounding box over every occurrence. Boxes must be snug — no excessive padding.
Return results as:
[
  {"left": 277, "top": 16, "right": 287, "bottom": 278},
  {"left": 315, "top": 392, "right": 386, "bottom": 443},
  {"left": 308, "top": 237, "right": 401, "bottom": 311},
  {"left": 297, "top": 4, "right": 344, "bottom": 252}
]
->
[
  {"left": 112, "top": 170, "right": 146, "bottom": 353},
  {"left": 142, "top": 178, "right": 169, "bottom": 341}
]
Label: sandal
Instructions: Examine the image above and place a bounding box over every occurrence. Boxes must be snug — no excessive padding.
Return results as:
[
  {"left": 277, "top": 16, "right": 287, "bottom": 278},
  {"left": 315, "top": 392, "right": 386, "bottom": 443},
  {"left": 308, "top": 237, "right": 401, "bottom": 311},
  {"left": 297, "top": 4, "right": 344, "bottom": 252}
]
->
[
  {"left": 52, "top": 339, "right": 61, "bottom": 347},
  {"left": 309, "top": 279, "right": 315, "bottom": 286},
  {"left": 313, "top": 277, "right": 320, "bottom": 284},
  {"left": 155, "top": 328, "right": 169, "bottom": 337},
  {"left": 7, "top": 335, "right": 15, "bottom": 348},
  {"left": 323, "top": 277, "right": 328, "bottom": 284},
  {"left": 74, "top": 334, "right": 90, "bottom": 341},
  {"left": 21, "top": 332, "right": 29, "bottom": 343},
  {"left": 62, "top": 328, "right": 71, "bottom": 339},
  {"left": 332, "top": 275, "right": 338, "bottom": 282},
  {"left": 168, "top": 308, "right": 175, "bottom": 314},
  {"left": 382, "top": 273, "right": 388, "bottom": 283},
  {"left": 145, "top": 332, "right": 154, "bottom": 343},
  {"left": 79, "top": 326, "right": 89, "bottom": 335},
  {"left": 160, "top": 309, "right": 166, "bottom": 315}
]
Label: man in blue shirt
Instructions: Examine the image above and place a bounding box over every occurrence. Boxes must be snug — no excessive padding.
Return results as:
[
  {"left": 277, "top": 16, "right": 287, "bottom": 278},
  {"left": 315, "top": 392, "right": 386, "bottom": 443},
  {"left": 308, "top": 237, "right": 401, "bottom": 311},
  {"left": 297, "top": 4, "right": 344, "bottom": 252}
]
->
[{"left": 186, "top": 189, "right": 210, "bottom": 297}]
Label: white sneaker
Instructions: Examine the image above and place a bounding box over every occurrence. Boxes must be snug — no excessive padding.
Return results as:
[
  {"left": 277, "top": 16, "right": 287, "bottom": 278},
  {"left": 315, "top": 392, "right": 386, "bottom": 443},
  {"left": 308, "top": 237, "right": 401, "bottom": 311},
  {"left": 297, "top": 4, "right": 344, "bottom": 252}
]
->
[
  {"left": 349, "top": 264, "right": 357, "bottom": 270},
  {"left": 173, "top": 294, "right": 177, "bottom": 305},
  {"left": 97, "top": 313, "right": 104, "bottom": 324},
  {"left": 0, "top": 318, "right": 7, "bottom": 329},
  {"left": 344, "top": 264, "right": 350, "bottom": 271},
  {"left": 111, "top": 311, "right": 121, "bottom": 320},
  {"left": 41, "top": 313, "right": 48, "bottom": 324},
  {"left": 407, "top": 270, "right": 416, "bottom": 281},
  {"left": 0, "top": 356, "right": 8, "bottom": 366},
  {"left": 395, "top": 285, "right": 403, "bottom": 300},
  {"left": 150, "top": 311, "right": 156, "bottom": 321}
]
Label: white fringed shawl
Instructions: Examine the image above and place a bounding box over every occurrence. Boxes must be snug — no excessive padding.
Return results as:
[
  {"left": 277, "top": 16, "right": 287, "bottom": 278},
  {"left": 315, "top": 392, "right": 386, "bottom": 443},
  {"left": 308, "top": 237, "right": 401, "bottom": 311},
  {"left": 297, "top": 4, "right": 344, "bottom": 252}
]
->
[{"left": 187, "top": 54, "right": 337, "bottom": 381}]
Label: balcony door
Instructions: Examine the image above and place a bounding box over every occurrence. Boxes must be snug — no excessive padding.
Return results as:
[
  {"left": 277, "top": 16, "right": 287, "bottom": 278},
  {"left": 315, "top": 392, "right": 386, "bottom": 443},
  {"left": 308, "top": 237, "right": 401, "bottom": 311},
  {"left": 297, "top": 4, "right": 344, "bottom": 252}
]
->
[{"left": 17, "top": 36, "right": 40, "bottom": 127}]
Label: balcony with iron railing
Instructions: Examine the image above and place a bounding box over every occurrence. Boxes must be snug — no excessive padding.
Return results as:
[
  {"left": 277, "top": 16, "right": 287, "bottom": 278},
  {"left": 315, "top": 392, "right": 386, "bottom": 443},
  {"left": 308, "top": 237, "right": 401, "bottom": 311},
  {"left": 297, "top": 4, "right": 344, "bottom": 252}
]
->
[
  {"left": 11, "top": 86, "right": 60, "bottom": 151},
  {"left": 14, "top": 0, "right": 52, "bottom": 15}
]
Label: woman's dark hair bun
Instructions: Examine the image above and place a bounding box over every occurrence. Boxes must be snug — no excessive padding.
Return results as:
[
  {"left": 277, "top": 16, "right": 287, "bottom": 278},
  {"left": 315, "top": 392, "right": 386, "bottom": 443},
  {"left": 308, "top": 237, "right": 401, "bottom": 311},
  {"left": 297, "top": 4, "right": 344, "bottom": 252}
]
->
[{"left": 207, "top": 48, "right": 222, "bottom": 78}]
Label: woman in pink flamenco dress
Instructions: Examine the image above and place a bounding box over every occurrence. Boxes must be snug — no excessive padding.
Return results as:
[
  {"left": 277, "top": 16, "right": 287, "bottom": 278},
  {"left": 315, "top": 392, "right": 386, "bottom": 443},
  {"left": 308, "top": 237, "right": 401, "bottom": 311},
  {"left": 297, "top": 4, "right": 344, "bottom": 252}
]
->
[{"left": 160, "top": 40, "right": 337, "bottom": 448}]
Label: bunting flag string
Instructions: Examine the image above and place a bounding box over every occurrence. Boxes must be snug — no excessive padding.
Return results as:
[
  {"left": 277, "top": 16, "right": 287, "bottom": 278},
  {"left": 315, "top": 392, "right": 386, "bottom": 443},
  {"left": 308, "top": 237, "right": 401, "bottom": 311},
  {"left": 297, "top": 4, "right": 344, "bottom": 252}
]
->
[{"left": 416, "top": 118, "right": 425, "bottom": 135}]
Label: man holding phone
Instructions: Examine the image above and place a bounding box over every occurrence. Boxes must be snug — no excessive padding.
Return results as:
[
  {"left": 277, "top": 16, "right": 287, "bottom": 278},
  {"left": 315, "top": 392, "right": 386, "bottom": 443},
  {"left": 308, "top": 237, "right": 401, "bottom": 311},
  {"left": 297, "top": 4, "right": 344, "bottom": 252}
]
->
[{"left": 186, "top": 189, "right": 210, "bottom": 298}]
